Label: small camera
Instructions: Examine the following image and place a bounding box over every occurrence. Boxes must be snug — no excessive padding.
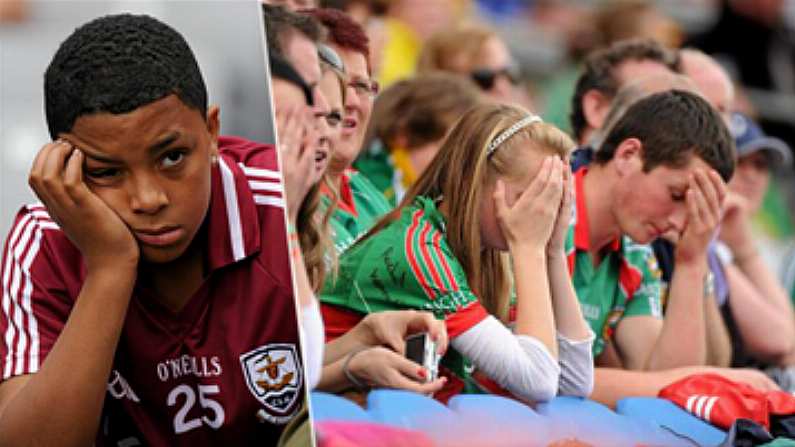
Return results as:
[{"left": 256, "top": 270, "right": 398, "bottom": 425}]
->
[{"left": 405, "top": 333, "right": 440, "bottom": 383}]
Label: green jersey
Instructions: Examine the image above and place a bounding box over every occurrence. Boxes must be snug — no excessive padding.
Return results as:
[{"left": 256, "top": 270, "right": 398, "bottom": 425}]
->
[
  {"left": 353, "top": 140, "right": 417, "bottom": 207},
  {"left": 321, "top": 169, "right": 393, "bottom": 255},
  {"left": 567, "top": 168, "right": 663, "bottom": 357},
  {"left": 321, "top": 195, "right": 491, "bottom": 400}
]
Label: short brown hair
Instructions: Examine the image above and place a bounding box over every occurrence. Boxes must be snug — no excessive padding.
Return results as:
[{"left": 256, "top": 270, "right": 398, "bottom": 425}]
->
[
  {"left": 570, "top": 38, "right": 679, "bottom": 141},
  {"left": 262, "top": 4, "right": 324, "bottom": 59},
  {"left": 594, "top": 89, "right": 735, "bottom": 182}
]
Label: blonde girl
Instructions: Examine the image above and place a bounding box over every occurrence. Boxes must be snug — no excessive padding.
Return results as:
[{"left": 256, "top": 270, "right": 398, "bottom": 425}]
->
[{"left": 321, "top": 103, "right": 594, "bottom": 402}]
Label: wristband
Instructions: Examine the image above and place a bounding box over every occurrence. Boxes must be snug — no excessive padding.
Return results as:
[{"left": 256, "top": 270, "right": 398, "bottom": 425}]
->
[
  {"left": 703, "top": 271, "right": 715, "bottom": 298},
  {"left": 714, "top": 242, "right": 734, "bottom": 266},
  {"left": 342, "top": 347, "right": 370, "bottom": 391}
]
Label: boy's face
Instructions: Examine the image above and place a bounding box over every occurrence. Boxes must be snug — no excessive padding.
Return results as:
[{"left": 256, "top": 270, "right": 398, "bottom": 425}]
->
[
  {"left": 62, "top": 95, "right": 219, "bottom": 264},
  {"left": 613, "top": 142, "right": 711, "bottom": 244}
]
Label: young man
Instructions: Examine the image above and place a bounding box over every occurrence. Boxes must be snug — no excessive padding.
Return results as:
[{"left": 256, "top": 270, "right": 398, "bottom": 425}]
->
[
  {"left": 568, "top": 90, "right": 738, "bottom": 399},
  {"left": 574, "top": 90, "right": 779, "bottom": 407},
  {"left": 0, "top": 14, "right": 303, "bottom": 445}
]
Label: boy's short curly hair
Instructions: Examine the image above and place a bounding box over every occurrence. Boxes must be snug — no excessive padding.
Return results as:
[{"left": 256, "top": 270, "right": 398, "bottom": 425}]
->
[{"left": 44, "top": 13, "right": 208, "bottom": 139}]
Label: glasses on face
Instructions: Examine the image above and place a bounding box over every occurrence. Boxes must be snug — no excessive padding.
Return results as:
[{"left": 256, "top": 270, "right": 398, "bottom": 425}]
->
[
  {"left": 348, "top": 78, "right": 379, "bottom": 97},
  {"left": 318, "top": 44, "right": 345, "bottom": 74},
  {"left": 324, "top": 110, "right": 342, "bottom": 128},
  {"left": 470, "top": 65, "right": 520, "bottom": 91}
]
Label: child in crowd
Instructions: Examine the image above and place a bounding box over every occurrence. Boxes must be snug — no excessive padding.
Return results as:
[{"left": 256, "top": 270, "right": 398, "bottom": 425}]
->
[
  {"left": 322, "top": 103, "right": 595, "bottom": 403},
  {"left": 0, "top": 14, "right": 304, "bottom": 445}
]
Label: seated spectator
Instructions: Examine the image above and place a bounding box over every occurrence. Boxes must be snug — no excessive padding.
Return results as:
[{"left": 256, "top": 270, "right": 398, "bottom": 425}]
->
[
  {"left": 323, "top": 103, "right": 595, "bottom": 404},
  {"left": 719, "top": 112, "right": 795, "bottom": 389},
  {"left": 0, "top": 14, "right": 303, "bottom": 445},
  {"left": 266, "top": 19, "right": 451, "bottom": 398},
  {"left": 355, "top": 72, "right": 482, "bottom": 205},
  {"left": 416, "top": 23, "right": 532, "bottom": 110},
  {"left": 569, "top": 89, "right": 781, "bottom": 406},
  {"left": 303, "top": 8, "right": 393, "bottom": 255},
  {"left": 573, "top": 90, "right": 732, "bottom": 373}
]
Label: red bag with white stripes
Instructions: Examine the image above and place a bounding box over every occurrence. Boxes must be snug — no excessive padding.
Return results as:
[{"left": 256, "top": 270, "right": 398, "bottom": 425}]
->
[{"left": 658, "top": 373, "right": 795, "bottom": 430}]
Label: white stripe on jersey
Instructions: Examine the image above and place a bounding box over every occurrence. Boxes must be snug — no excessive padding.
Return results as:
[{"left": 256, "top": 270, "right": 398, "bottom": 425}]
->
[
  {"left": 247, "top": 180, "right": 283, "bottom": 194},
  {"left": 2, "top": 214, "right": 44, "bottom": 378},
  {"left": 219, "top": 158, "right": 246, "bottom": 262},
  {"left": 20, "top": 219, "right": 43, "bottom": 374},
  {"left": 238, "top": 163, "right": 280, "bottom": 180},
  {"left": 2, "top": 214, "right": 32, "bottom": 378},
  {"left": 253, "top": 195, "right": 285, "bottom": 208}
]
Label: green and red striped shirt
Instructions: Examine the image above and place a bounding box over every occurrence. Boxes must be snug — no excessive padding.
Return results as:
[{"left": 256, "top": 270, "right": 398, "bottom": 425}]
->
[
  {"left": 320, "top": 195, "right": 490, "bottom": 397},
  {"left": 567, "top": 167, "right": 663, "bottom": 357}
]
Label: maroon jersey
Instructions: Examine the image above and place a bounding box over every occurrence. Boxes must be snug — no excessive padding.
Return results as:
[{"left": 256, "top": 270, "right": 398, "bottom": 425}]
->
[{"left": 0, "top": 136, "right": 304, "bottom": 445}]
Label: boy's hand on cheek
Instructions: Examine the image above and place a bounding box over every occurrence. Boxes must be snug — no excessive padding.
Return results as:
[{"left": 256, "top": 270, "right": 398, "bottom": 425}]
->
[
  {"left": 675, "top": 169, "right": 726, "bottom": 265},
  {"left": 28, "top": 140, "right": 138, "bottom": 272}
]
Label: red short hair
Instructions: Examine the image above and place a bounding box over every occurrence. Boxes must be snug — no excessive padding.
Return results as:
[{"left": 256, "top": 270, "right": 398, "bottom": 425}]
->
[{"left": 302, "top": 8, "right": 369, "bottom": 62}]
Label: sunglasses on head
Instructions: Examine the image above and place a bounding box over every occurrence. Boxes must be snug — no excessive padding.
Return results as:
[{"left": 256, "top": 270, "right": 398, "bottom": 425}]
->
[
  {"left": 470, "top": 65, "right": 520, "bottom": 91},
  {"left": 318, "top": 44, "right": 345, "bottom": 74}
]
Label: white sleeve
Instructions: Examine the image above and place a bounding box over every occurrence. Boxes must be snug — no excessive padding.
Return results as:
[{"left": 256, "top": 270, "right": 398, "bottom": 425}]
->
[
  {"left": 556, "top": 330, "right": 595, "bottom": 397},
  {"left": 299, "top": 298, "right": 325, "bottom": 390},
  {"left": 451, "top": 316, "right": 560, "bottom": 403}
]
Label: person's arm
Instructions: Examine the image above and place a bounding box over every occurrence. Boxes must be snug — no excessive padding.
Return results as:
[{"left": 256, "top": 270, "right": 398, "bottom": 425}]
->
[
  {"left": 718, "top": 192, "right": 795, "bottom": 362},
  {"left": 317, "top": 310, "right": 449, "bottom": 393},
  {"left": 703, "top": 287, "right": 732, "bottom": 367},
  {"left": 591, "top": 365, "right": 779, "bottom": 409},
  {"left": 495, "top": 156, "right": 564, "bottom": 358},
  {"left": 0, "top": 141, "right": 139, "bottom": 447},
  {"left": 615, "top": 170, "right": 726, "bottom": 370},
  {"left": 436, "top": 156, "right": 566, "bottom": 403},
  {"left": 724, "top": 261, "right": 795, "bottom": 362},
  {"left": 317, "top": 347, "right": 446, "bottom": 394},
  {"left": 546, "top": 164, "right": 594, "bottom": 396}
]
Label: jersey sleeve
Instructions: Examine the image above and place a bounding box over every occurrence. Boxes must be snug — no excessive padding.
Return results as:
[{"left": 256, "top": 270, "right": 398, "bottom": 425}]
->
[
  {"left": 0, "top": 206, "right": 76, "bottom": 381},
  {"left": 623, "top": 244, "right": 664, "bottom": 319},
  {"left": 403, "top": 223, "right": 488, "bottom": 338}
]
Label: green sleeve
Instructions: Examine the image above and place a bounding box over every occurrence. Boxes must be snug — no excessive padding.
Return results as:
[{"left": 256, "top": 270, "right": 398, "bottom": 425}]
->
[{"left": 624, "top": 246, "right": 664, "bottom": 319}]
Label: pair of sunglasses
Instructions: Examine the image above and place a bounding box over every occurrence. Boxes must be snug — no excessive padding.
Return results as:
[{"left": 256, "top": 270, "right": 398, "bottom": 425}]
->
[
  {"left": 318, "top": 44, "right": 345, "bottom": 74},
  {"left": 470, "top": 65, "right": 520, "bottom": 91}
]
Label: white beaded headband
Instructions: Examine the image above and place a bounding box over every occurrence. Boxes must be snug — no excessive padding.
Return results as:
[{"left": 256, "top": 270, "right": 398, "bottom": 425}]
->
[{"left": 486, "top": 114, "right": 543, "bottom": 157}]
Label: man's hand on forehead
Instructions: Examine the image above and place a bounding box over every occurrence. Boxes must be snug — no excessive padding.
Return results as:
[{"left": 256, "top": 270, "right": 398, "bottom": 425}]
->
[{"left": 676, "top": 168, "right": 726, "bottom": 265}]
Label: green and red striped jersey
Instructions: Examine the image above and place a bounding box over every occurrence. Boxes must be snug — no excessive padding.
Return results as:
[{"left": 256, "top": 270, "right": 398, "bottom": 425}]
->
[
  {"left": 321, "top": 168, "right": 393, "bottom": 256},
  {"left": 321, "top": 195, "right": 490, "bottom": 397},
  {"left": 567, "top": 167, "right": 664, "bottom": 357}
]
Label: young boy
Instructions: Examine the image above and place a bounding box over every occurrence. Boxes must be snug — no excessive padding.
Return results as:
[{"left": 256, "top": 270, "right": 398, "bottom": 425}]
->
[{"left": 0, "top": 14, "right": 303, "bottom": 445}]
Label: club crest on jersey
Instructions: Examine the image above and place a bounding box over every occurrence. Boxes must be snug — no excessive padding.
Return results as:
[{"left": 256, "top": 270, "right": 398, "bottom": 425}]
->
[{"left": 240, "top": 343, "right": 302, "bottom": 424}]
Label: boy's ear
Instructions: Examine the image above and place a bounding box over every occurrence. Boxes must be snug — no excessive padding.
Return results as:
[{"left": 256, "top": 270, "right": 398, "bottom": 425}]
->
[
  {"left": 206, "top": 105, "right": 220, "bottom": 157},
  {"left": 613, "top": 138, "right": 643, "bottom": 177}
]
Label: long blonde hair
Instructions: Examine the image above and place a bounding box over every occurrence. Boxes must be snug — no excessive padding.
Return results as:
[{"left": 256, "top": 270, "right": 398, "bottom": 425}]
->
[{"left": 366, "top": 103, "right": 575, "bottom": 321}]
